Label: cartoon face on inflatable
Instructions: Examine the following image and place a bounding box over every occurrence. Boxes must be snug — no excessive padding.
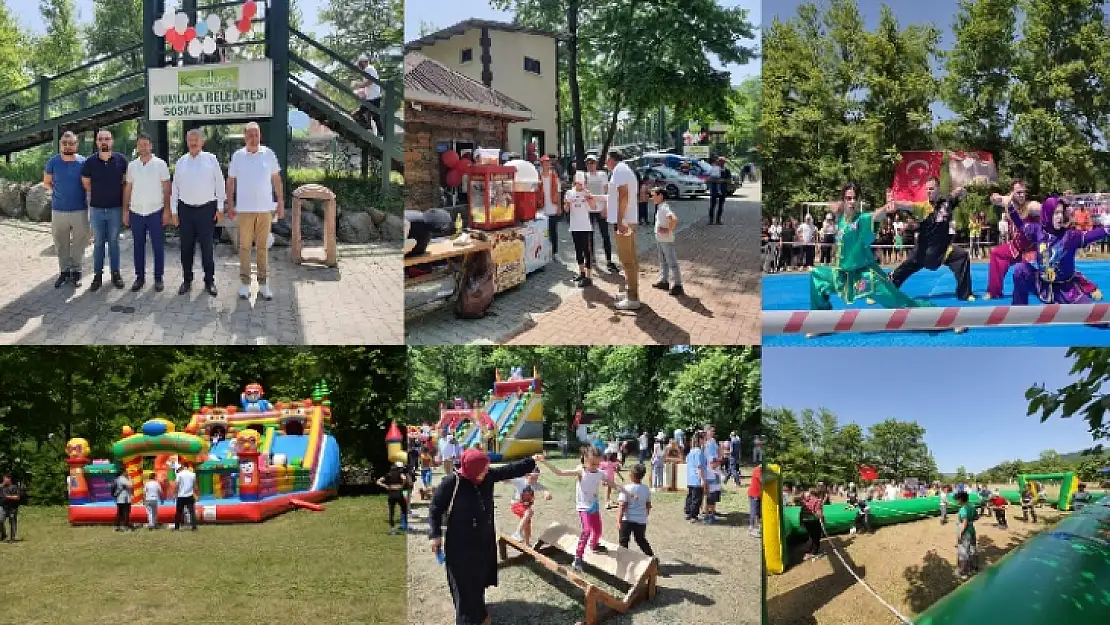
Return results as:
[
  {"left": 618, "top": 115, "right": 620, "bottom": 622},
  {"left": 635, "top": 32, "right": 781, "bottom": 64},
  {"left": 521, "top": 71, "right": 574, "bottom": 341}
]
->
[
  {"left": 245, "top": 383, "right": 264, "bottom": 401},
  {"left": 65, "top": 438, "right": 90, "bottom": 460},
  {"left": 236, "top": 431, "right": 260, "bottom": 453}
]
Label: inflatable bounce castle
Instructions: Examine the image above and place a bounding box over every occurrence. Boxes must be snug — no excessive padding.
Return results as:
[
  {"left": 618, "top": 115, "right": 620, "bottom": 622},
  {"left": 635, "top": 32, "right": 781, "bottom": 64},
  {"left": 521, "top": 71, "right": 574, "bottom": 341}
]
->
[
  {"left": 388, "top": 367, "right": 544, "bottom": 463},
  {"left": 65, "top": 382, "right": 341, "bottom": 524}
]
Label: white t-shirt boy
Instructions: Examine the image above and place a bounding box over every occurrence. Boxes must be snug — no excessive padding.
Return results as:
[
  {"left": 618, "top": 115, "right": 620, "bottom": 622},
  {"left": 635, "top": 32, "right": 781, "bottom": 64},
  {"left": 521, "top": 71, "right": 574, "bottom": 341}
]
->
[
  {"left": 655, "top": 202, "right": 677, "bottom": 243},
  {"left": 565, "top": 188, "right": 593, "bottom": 232}
]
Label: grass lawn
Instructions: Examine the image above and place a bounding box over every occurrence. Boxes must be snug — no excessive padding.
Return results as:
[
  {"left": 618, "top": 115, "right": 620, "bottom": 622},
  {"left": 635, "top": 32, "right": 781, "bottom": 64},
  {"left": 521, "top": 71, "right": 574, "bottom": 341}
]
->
[
  {"left": 407, "top": 455, "right": 761, "bottom": 625},
  {"left": 0, "top": 496, "right": 405, "bottom": 625}
]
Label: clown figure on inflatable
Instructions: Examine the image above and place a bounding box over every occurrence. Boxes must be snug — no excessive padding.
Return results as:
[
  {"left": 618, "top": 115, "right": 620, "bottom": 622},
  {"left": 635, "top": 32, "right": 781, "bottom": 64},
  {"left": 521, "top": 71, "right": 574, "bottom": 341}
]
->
[{"left": 241, "top": 383, "right": 273, "bottom": 412}]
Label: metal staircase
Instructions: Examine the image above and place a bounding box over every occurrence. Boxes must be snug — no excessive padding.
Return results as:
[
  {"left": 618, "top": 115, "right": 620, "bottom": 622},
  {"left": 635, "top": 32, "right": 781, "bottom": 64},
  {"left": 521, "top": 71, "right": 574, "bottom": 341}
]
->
[{"left": 0, "top": 3, "right": 401, "bottom": 190}]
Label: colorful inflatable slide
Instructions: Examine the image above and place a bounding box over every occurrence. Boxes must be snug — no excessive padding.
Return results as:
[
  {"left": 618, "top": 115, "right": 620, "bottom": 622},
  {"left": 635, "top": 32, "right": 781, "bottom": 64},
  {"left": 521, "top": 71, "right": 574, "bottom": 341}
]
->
[{"left": 65, "top": 383, "right": 340, "bottom": 524}]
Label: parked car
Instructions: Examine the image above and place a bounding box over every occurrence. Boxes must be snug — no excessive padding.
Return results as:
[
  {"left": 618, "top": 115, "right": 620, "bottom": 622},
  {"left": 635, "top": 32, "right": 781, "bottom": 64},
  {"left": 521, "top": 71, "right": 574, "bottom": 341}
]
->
[{"left": 639, "top": 165, "right": 707, "bottom": 199}]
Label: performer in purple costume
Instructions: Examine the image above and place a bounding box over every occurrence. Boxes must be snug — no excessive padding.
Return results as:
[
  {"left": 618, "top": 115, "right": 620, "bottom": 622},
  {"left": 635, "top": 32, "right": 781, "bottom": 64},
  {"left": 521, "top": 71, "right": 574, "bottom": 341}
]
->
[{"left": 1010, "top": 196, "right": 1110, "bottom": 305}]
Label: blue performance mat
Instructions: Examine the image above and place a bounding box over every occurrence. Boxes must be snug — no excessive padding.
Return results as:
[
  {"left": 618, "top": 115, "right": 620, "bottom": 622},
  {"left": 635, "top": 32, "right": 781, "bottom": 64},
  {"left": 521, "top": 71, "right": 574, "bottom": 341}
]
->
[{"left": 762, "top": 260, "right": 1110, "bottom": 346}]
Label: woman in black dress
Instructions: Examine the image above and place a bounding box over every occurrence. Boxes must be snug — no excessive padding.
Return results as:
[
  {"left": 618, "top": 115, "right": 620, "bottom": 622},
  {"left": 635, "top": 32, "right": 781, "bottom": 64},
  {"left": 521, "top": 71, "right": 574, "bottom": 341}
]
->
[{"left": 429, "top": 448, "right": 540, "bottom": 625}]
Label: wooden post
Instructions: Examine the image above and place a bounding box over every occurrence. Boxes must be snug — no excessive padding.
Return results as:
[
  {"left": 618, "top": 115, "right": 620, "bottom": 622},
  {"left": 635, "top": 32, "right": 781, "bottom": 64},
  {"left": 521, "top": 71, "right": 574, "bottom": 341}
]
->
[
  {"left": 291, "top": 195, "right": 303, "bottom": 264},
  {"left": 290, "top": 184, "right": 337, "bottom": 267},
  {"left": 38, "top": 77, "right": 49, "bottom": 123}
]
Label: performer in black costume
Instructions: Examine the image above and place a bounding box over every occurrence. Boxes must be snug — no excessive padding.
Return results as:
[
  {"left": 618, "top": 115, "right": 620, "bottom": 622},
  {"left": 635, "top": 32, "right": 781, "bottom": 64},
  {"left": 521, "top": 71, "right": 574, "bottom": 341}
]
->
[
  {"left": 890, "top": 177, "right": 975, "bottom": 301},
  {"left": 428, "top": 448, "right": 540, "bottom": 625}
]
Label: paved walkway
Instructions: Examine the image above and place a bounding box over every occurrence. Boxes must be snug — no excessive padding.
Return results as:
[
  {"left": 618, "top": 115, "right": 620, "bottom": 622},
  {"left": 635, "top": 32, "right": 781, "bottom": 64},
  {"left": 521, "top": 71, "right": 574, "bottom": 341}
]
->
[
  {"left": 0, "top": 219, "right": 403, "bottom": 345},
  {"left": 406, "top": 183, "right": 761, "bottom": 345}
]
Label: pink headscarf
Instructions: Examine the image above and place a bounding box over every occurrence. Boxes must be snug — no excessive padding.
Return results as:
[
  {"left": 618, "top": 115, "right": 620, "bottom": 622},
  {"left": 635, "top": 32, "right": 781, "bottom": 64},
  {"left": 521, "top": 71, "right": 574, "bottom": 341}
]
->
[{"left": 457, "top": 449, "right": 490, "bottom": 484}]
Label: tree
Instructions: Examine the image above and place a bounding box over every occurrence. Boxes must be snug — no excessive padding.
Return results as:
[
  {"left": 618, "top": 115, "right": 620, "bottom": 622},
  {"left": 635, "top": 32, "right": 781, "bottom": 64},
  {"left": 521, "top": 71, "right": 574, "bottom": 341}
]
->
[
  {"left": 319, "top": 0, "right": 403, "bottom": 82},
  {"left": 1026, "top": 348, "right": 1110, "bottom": 442},
  {"left": 85, "top": 0, "right": 141, "bottom": 57},
  {"left": 0, "top": 0, "right": 29, "bottom": 99},
  {"left": 954, "top": 466, "right": 969, "bottom": 483},
  {"left": 31, "top": 0, "right": 83, "bottom": 79},
  {"left": 663, "top": 346, "right": 761, "bottom": 439},
  {"left": 866, "top": 418, "right": 931, "bottom": 480},
  {"left": 724, "top": 78, "right": 761, "bottom": 159}
]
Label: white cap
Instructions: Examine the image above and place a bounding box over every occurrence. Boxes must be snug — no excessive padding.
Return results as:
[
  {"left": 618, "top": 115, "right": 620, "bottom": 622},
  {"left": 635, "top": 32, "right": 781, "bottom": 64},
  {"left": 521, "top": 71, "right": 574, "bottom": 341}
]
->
[
  {"left": 358, "top": 54, "right": 370, "bottom": 62},
  {"left": 574, "top": 171, "right": 586, "bottom": 184}
]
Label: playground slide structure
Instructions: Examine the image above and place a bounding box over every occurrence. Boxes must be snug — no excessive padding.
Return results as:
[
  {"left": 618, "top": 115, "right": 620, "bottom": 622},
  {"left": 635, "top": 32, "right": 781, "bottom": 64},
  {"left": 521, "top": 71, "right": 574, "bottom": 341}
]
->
[
  {"left": 426, "top": 367, "right": 545, "bottom": 462},
  {"left": 65, "top": 385, "right": 340, "bottom": 524},
  {"left": 762, "top": 464, "right": 983, "bottom": 575},
  {"left": 914, "top": 497, "right": 1110, "bottom": 624},
  {"left": 996, "top": 472, "right": 1097, "bottom": 510}
]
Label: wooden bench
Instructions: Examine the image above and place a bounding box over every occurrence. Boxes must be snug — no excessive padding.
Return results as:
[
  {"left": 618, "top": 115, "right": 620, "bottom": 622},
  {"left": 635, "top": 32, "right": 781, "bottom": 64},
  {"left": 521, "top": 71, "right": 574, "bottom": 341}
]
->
[{"left": 497, "top": 522, "right": 659, "bottom": 625}]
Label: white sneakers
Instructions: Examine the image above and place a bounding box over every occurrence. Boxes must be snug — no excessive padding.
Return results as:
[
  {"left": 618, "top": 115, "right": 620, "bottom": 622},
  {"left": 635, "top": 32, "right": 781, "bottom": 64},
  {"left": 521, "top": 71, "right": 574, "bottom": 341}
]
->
[
  {"left": 616, "top": 298, "right": 642, "bottom": 311},
  {"left": 239, "top": 285, "right": 275, "bottom": 301}
]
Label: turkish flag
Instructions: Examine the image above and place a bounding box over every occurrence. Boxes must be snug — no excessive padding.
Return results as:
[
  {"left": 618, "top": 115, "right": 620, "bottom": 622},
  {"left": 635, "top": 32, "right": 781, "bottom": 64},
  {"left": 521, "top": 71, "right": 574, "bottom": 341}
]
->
[
  {"left": 892, "top": 151, "right": 944, "bottom": 203},
  {"left": 859, "top": 465, "right": 878, "bottom": 481}
]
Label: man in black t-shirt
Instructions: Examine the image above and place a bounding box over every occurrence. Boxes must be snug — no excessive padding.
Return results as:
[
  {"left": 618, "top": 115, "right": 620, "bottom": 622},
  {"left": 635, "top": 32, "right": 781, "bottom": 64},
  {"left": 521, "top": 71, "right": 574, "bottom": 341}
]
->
[
  {"left": 0, "top": 473, "right": 21, "bottom": 542},
  {"left": 890, "top": 177, "right": 974, "bottom": 301}
]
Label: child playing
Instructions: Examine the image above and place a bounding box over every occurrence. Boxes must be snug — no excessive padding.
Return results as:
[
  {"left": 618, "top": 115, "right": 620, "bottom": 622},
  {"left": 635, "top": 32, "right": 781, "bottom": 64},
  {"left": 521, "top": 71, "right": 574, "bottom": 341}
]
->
[
  {"left": 617, "top": 464, "right": 654, "bottom": 557},
  {"left": 143, "top": 472, "right": 162, "bottom": 530},
  {"left": 600, "top": 452, "right": 624, "bottom": 509},
  {"left": 747, "top": 464, "right": 762, "bottom": 537},
  {"left": 989, "top": 490, "right": 1008, "bottom": 529},
  {"left": 377, "top": 462, "right": 410, "bottom": 534},
  {"left": 848, "top": 496, "right": 871, "bottom": 534},
  {"left": 800, "top": 487, "right": 825, "bottom": 561},
  {"left": 704, "top": 463, "right": 722, "bottom": 524},
  {"left": 650, "top": 187, "right": 683, "bottom": 296},
  {"left": 419, "top": 447, "right": 435, "bottom": 498},
  {"left": 564, "top": 171, "right": 597, "bottom": 287},
  {"left": 939, "top": 486, "right": 949, "bottom": 524},
  {"left": 955, "top": 491, "right": 979, "bottom": 579},
  {"left": 509, "top": 468, "right": 552, "bottom": 547},
  {"left": 539, "top": 448, "right": 622, "bottom": 572}
]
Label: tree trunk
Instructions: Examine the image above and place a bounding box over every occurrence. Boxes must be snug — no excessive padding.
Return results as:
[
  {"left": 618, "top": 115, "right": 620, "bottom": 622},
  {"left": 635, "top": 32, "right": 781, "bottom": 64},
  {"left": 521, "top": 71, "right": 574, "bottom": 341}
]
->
[
  {"left": 600, "top": 93, "right": 623, "bottom": 163},
  {"left": 567, "top": 0, "right": 586, "bottom": 170}
]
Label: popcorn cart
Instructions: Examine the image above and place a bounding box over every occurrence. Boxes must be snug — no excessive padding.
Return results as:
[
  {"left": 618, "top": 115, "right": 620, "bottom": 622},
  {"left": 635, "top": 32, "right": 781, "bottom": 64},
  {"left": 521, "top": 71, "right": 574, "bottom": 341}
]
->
[
  {"left": 505, "top": 159, "right": 539, "bottom": 222},
  {"left": 467, "top": 165, "right": 517, "bottom": 231}
]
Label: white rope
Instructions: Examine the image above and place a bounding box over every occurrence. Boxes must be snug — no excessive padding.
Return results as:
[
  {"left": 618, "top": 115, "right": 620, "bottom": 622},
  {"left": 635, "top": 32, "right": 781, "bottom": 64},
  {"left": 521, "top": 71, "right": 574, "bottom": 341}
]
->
[{"left": 816, "top": 517, "right": 914, "bottom": 625}]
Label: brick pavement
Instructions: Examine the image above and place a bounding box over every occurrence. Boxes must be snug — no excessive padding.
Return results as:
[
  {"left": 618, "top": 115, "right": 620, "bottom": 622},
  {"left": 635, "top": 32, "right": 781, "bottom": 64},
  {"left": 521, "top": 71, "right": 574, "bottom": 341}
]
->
[
  {"left": 406, "top": 183, "right": 761, "bottom": 345},
  {"left": 0, "top": 219, "right": 403, "bottom": 345}
]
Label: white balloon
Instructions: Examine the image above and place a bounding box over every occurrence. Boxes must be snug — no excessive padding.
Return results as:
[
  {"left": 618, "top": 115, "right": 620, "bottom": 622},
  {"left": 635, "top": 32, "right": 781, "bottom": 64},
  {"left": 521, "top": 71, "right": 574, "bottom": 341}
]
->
[
  {"left": 163, "top": 10, "right": 175, "bottom": 28},
  {"left": 152, "top": 19, "right": 166, "bottom": 37},
  {"left": 165, "top": 0, "right": 178, "bottom": 10},
  {"left": 206, "top": 13, "right": 221, "bottom": 33},
  {"left": 202, "top": 37, "right": 217, "bottom": 55},
  {"left": 187, "top": 38, "right": 203, "bottom": 58},
  {"left": 224, "top": 25, "right": 240, "bottom": 44},
  {"left": 174, "top": 12, "right": 189, "bottom": 34}
]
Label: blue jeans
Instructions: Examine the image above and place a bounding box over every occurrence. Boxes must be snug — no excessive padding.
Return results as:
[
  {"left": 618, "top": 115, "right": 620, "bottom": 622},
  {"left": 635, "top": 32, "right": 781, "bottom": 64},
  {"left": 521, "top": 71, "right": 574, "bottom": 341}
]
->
[
  {"left": 90, "top": 207, "right": 122, "bottom": 274},
  {"left": 130, "top": 211, "right": 165, "bottom": 280}
]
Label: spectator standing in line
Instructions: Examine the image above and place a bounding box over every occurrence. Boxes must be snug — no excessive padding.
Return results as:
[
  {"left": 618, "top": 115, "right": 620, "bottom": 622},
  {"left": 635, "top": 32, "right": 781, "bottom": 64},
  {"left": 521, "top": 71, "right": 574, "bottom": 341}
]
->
[
  {"left": 780, "top": 218, "right": 795, "bottom": 271},
  {"left": 174, "top": 463, "right": 198, "bottom": 531},
  {"left": 81, "top": 129, "right": 129, "bottom": 291},
  {"left": 637, "top": 432, "right": 649, "bottom": 464},
  {"left": 583, "top": 155, "right": 618, "bottom": 274},
  {"left": 43, "top": 131, "right": 89, "bottom": 288},
  {"left": 606, "top": 150, "right": 641, "bottom": 310},
  {"left": 122, "top": 133, "right": 172, "bottom": 292},
  {"left": 798, "top": 214, "right": 816, "bottom": 268},
  {"left": 684, "top": 431, "right": 707, "bottom": 522},
  {"left": 819, "top": 214, "right": 837, "bottom": 265},
  {"left": 727, "top": 431, "right": 742, "bottom": 486},
  {"left": 142, "top": 472, "right": 163, "bottom": 530}
]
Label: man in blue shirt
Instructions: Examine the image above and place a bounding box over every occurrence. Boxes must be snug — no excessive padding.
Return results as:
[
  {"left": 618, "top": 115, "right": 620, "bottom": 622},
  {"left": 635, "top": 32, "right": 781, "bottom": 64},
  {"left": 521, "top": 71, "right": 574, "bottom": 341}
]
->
[
  {"left": 43, "top": 131, "right": 88, "bottom": 288},
  {"left": 684, "top": 431, "right": 708, "bottom": 522},
  {"left": 81, "top": 129, "right": 128, "bottom": 291}
]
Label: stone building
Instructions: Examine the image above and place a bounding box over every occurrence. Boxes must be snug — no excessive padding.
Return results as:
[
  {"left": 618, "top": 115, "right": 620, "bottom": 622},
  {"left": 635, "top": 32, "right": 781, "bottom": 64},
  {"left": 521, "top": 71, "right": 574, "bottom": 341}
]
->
[{"left": 403, "top": 52, "right": 532, "bottom": 210}]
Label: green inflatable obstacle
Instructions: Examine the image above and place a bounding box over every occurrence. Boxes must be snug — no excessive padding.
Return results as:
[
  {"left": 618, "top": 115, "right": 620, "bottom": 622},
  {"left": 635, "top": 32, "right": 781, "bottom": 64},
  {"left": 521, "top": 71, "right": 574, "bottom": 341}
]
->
[
  {"left": 915, "top": 498, "right": 1110, "bottom": 625},
  {"left": 783, "top": 493, "right": 984, "bottom": 537}
]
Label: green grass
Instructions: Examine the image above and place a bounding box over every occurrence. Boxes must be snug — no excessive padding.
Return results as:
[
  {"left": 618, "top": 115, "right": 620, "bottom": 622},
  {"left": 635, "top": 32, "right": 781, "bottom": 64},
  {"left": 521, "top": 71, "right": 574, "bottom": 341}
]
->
[{"left": 0, "top": 496, "right": 405, "bottom": 624}]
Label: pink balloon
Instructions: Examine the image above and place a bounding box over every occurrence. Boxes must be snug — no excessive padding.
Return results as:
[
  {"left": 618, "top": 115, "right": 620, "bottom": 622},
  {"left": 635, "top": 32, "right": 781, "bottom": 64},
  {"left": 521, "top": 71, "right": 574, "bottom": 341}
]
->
[
  {"left": 441, "top": 150, "right": 459, "bottom": 168},
  {"left": 243, "top": 0, "right": 258, "bottom": 20}
]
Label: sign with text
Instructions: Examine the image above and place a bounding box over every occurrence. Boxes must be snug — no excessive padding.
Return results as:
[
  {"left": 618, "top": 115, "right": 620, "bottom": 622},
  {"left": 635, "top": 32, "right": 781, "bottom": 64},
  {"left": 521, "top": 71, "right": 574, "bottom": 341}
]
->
[
  {"left": 148, "top": 60, "right": 273, "bottom": 121},
  {"left": 683, "top": 144, "right": 710, "bottom": 159}
]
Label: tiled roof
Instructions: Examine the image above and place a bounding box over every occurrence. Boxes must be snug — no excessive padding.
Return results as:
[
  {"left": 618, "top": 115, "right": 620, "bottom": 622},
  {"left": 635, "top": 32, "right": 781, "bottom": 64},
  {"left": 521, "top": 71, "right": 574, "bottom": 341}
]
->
[
  {"left": 405, "top": 19, "right": 566, "bottom": 51},
  {"left": 404, "top": 52, "right": 532, "bottom": 119}
]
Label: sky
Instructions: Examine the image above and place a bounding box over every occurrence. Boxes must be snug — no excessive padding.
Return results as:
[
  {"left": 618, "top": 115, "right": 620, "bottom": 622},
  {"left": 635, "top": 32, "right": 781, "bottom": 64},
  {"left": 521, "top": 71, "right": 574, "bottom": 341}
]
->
[
  {"left": 403, "top": 0, "right": 761, "bottom": 85},
  {"left": 762, "top": 348, "right": 1102, "bottom": 474},
  {"left": 766, "top": 0, "right": 961, "bottom": 121}
]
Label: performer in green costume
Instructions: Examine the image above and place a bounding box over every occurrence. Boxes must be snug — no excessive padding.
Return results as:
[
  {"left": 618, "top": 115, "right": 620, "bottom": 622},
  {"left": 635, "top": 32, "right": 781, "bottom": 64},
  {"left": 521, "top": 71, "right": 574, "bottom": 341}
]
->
[{"left": 810, "top": 183, "right": 927, "bottom": 310}]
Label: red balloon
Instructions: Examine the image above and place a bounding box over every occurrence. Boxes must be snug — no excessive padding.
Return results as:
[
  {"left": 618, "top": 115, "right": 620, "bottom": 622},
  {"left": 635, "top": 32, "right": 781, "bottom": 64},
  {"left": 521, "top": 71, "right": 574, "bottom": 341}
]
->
[
  {"left": 164, "top": 30, "right": 175, "bottom": 45},
  {"left": 243, "top": 0, "right": 258, "bottom": 20},
  {"left": 441, "top": 150, "right": 459, "bottom": 168},
  {"left": 445, "top": 169, "right": 463, "bottom": 188},
  {"left": 172, "top": 36, "right": 186, "bottom": 52},
  {"left": 184, "top": 27, "right": 196, "bottom": 42},
  {"left": 238, "top": 17, "right": 252, "bottom": 34},
  {"left": 454, "top": 158, "right": 472, "bottom": 173}
]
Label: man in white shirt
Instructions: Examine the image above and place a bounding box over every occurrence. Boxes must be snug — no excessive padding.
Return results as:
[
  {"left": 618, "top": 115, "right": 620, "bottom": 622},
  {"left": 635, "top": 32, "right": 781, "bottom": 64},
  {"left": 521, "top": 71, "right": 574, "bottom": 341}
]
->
[
  {"left": 122, "top": 133, "right": 171, "bottom": 292},
  {"left": 354, "top": 54, "right": 383, "bottom": 135},
  {"left": 171, "top": 128, "right": 226, "bottom": 296},
  {"left": 606, "top": 150, "right": 640, "bottom": 310},
  {"left": 227, "top": 122, "right": 284, "bottom": 301},
  {"left": 173, "top": 464, "right": 198, "bottom": 531},
  {"left": 584, "top": 155, "right": 618, "bottom": 273}
]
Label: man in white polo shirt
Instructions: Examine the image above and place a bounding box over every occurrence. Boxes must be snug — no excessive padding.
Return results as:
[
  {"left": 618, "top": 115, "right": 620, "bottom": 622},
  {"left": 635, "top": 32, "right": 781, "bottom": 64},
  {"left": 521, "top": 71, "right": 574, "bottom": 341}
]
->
[
  {"left": 606, "top": 150, "right": 640, "bottom": 310},
  {"left": 122, "top": 133, "right": 171, "bottom": 292},
  {"left": 227, "top": 122, "right": 284, "bottom": 300}
]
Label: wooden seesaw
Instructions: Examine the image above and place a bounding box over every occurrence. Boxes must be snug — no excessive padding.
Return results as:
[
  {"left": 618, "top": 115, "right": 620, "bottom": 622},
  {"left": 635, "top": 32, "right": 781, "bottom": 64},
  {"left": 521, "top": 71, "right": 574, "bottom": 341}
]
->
[{"left": 497, "top": 522, "right": 659, "bottom": 625}]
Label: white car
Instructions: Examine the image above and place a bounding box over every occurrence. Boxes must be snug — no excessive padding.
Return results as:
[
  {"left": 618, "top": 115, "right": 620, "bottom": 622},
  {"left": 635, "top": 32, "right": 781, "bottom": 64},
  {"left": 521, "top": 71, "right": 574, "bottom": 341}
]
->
[{"left": 642, "top": 166, "right": 707, "bottom": 199}]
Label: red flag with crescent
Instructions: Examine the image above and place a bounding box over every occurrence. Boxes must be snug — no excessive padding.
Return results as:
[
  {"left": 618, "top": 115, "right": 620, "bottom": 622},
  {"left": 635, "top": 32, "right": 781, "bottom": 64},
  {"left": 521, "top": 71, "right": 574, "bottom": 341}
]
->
[
  {"left": 892, "top": 151, "right": 944, "bottom": 203},
  {"left": 859, "top": 464, "right": 878, "bottom": 481}
]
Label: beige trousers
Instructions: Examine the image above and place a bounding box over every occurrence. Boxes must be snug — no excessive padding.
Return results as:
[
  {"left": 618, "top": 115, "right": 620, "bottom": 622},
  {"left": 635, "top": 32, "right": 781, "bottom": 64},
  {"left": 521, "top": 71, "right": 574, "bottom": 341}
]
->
[
  {"left": 614, "top": 224, "right": 639, "bottom": 301},
  {"left": 52, "top": 210, "right": 89, "bottom": 272},
  {"left": 237, "top": 212, "right": 271, "bottom": 285}
]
